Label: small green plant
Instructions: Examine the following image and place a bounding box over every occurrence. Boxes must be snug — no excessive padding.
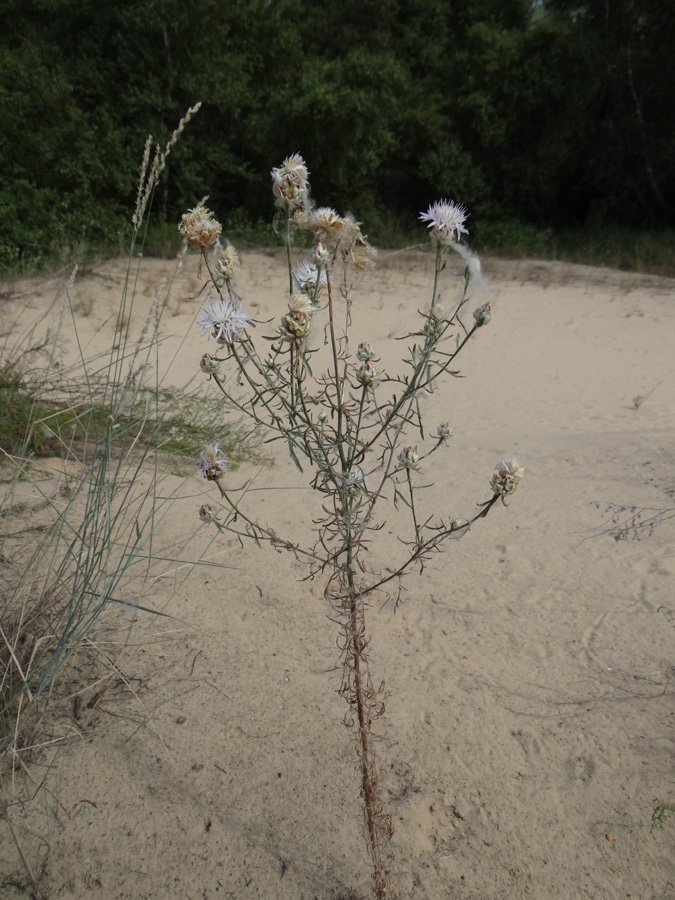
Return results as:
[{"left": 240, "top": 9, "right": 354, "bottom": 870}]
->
[{"left": 651, "top": 801, "right": 675, "bottom": 832}]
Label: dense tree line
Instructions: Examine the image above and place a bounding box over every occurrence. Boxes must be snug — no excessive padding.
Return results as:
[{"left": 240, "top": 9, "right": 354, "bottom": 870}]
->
[{"left": 1, "top": 0, "right": 673, "bottom": 265}]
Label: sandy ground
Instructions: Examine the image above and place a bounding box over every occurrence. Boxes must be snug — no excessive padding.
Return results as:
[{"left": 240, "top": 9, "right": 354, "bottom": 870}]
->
[{"left": 1, "top": 248, "right": 675, "bottom": 900}]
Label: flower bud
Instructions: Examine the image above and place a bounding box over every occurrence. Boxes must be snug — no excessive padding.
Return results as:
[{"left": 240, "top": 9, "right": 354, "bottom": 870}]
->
[
  {"left": 199, "top": 504, "right": 219, "bottom": 524},
  {"left": 473, "top": 302, "right": 492, "bottom": 327},
  {"left": 312, "top": 241, "right": 330, "bottom": 267},
  {"left": 398, "top": 446, "right": 420, "bottom": 469},
  {"left": 356, "top": 360, "right": 380, "bottom": 388},
  {"left": 280, "top": 308, "right": 312, "bottom": 343},
  {"left": 200, "top": 353, "right": 221, "bottom": 376},
  {"left": 337, "top": 465, "right": 367, "bottom": 496},
  {"left": 436, "top": 422, "right": 453, "bottom": 440},
  {"left": 356, "top": 342, "right": 376, "bottom": 362}
]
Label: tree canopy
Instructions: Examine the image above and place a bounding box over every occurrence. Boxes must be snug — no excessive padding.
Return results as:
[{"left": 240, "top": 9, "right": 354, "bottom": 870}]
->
[{"left": 1, "top": 0, "right": 673, "bottom": 265}]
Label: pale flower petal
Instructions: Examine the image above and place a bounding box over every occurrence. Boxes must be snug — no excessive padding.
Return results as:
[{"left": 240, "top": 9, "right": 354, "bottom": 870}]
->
[
  {"left": 419, "top": 200, "right": 469, "bottom": 245},
  {"left": 198, "top": 296, "right": 252, "bottom": 344}
]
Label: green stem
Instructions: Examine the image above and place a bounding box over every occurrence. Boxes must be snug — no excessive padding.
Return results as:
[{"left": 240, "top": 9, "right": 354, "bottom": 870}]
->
[
  {"left": 286, "top": 216, "right": 294, "bottom": 295},
  {"left": 326, "top": 269, "right": 348, "bottom": 470},
  {"left": 431, "top": 241, "right": 442, "bottom": 308},
  {"left": 406, "top": 468, "right": 420, "bottom": 542}
]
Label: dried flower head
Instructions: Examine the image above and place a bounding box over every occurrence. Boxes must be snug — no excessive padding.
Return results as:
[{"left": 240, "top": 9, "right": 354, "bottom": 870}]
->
[
  {"left": 303, "top": 207, "right": 375, "bottom": 268},
  {"left": 490, "top": 458, "right": 524, "bottom": 503},
  {"left": 419, "top": 200, "right": 469, "bottom": 246},
  {"left": 198, "top": 444, "right": 228, "bottom": 481},
  {"left": 199, "top": 503, "right": 219, "bottom": 524},
  {"left": 280, "top": 308, "right": 312, "bottom": 343},
  {"left": 200, "top": 353, "right": 221, "bottom": 377},
  {"left": 473, "top": 302, "right": 492, "bottom": 327},
  {"left": 355, "top": 360, "right": 380, "bottom": 389},
  {"left": 198, "top": 296, "right": 252, "bottom": 345},
  {"left": 356, "top": 342, "right": 376, "bottom": 362},
  {"left": 271, "top": 153, "right": 310, "bottom": 211},
  {"left": 216, "top": 244, "right": 240, "bottom": 282},
  {"left": 306, "top": 207, "right": 348, "bottom": 248},
  {"left": 293, "top": 208, "right": 311, "bottom": 229},
  {"left": 436, "top": 422, "right": 453, "bottom": 440},
  {"left": 398, "top": 446, "right": 420, "bottom": 470},
  {"left": 288, "top": 293, "right": 314, "bottom": 314},
  {"left": 351, "top": 232, "right": 376, "bottom": 270},
  {"left": 179, "top": 202, "right": 222, "bottom": 249}
]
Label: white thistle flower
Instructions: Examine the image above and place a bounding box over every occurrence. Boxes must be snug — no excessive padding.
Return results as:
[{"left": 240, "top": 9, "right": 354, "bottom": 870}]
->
[
  {"left": 419, "top": 200, "right": 469, "bottom": 245},
  {"left": 271, "top": 153, "right": 310, "bottom": 211},
  {"left": 295, "top": 260, "right": 327, "bottom": 297},
  {"left": 398, "top": 446, "right": 420, "bottom": 469},
  {"left": 199, "top": 504, "right": 219, "bottom": 524},
  {"left": 198, "top": 296, "right": 252, "bottom": 344},
  {"left": 436, "top": 422, "right": 453, "bottom": 440},
  {"left": 179, "top": 202, "right": 222, "bottom": 249}
]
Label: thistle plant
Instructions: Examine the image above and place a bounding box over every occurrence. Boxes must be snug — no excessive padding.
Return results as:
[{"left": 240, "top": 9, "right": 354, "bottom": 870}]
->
[{"left": 186, "top": 155, "right": 524, "bottom": 897}]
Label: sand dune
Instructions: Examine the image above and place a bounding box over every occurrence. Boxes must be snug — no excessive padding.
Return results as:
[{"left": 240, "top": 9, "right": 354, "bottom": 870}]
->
[{"left": 2, "top": 249, "right": 674, "bottom": 899}]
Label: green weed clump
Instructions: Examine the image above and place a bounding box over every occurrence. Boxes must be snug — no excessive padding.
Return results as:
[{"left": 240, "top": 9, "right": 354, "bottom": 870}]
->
[{"left": 651, "top": 801, "right": 675, "bottom": 832}]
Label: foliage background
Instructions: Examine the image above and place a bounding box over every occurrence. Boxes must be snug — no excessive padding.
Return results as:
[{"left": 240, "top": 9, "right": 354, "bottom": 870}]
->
[{"left": 1, "top": 0, "right": 673, "bottom": 268}]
